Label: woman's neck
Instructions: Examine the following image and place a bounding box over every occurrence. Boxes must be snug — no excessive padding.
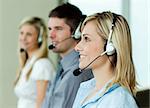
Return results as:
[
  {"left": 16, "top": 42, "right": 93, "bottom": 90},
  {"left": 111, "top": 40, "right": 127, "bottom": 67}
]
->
[
  {"left": 27, "top": 49, "right": 38, "bottom": 59},
  {"left": 92, "top": 64, "right": 114, "bottom": 90}
]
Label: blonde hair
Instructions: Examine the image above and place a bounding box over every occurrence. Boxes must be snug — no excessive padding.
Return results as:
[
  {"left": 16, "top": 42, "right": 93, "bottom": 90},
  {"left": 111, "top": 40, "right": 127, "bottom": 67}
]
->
[
  {"left": 14, "top": 17, "right": 48, "bottom": 85},
  {"left": 81, "top": 12, "right": 137, "bottom": 95}
]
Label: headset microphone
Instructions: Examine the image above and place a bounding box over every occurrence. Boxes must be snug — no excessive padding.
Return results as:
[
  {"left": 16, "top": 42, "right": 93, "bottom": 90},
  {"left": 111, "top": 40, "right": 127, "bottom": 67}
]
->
[
  {"left": 73, "top": 53, "right": 104, "bottom": 76},
  {"left": 20, "top": 48, "right": 25, "bottom": 52},
  {"left": 48, "top": 44, "right": 56, "bottom": 49},
  {"left": 71, "top": 22, "right": 82, "bottom": 40},
  {"left": 48, "top": 37, "right": 72, "bottom": 50},
  {"left": 73, "top": 68, "right": 82, "bottom": 76},
  {"left": 74, "top": 13, "right": 117, "bottom": 76},
  {"left": 49, "top": 15, "right": 86, "bottom": 50}
]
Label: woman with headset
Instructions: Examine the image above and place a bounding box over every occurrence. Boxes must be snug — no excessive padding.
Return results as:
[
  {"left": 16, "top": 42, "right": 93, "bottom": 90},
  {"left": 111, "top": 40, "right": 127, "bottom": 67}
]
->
[
  {"left": 73, "top": 12, "right": 138, "bottom": 108},
  {"left": 14, "top": 17, "right": 55, "bottom": 108}
]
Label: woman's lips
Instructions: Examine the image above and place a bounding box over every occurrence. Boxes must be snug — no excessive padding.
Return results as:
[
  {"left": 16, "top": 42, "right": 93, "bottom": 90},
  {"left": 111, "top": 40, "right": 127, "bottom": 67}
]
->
[{"left": 79, "top": 54, "right": 86, "bottom": 61}]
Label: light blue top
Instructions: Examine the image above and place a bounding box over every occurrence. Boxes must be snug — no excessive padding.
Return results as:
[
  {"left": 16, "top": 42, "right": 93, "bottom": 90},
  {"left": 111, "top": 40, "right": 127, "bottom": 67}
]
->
[{"left": 73, "top": 78, "right": 138, "bottom": 108}]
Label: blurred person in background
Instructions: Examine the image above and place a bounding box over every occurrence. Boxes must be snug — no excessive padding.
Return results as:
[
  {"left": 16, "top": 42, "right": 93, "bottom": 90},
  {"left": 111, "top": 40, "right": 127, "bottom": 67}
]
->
[{"left": 14, "top": 16, "right": 55, "bottom": 108}]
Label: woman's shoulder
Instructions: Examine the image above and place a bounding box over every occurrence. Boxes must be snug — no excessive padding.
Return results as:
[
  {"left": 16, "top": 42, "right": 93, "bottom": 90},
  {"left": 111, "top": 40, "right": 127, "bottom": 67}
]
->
[
  {"left": 35, "top": 58, "right": 52, "bottom": 65},
  {"left": 111, "top": 86, "right": 132, "bottom": 97},
  {"left": 31, "top": 58, "right": 56, "bottom": 80},
  {"left": 33, "top": 58, "right": 55, "bottom": 69},
  {"left": 102, "top": 86, "right": 138, "bottom": 108},
  {"left": 106, "top": 86, "right": 133, "bottom": 100}
]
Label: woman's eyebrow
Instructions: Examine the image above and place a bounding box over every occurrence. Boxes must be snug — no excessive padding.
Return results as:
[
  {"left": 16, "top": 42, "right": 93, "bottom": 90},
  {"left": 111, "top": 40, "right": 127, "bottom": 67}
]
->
[{"left": 82, "top": 33, "right": 91, "bottom": 37}]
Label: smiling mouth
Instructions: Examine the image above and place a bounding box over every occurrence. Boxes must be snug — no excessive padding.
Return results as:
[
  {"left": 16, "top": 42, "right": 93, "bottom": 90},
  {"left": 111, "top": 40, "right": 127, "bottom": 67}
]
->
[
  {"left": 79, "top": 54, "right": 86, "bottom": 59},
  {"left": 50, "top": 42, "right": 57, "bottom": 47}
]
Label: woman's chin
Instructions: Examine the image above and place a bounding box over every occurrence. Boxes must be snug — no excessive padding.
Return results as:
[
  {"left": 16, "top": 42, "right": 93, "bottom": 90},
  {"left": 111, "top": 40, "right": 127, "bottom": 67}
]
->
[{"left": 79, "top": 63, "right": 86, "bottom": 69}]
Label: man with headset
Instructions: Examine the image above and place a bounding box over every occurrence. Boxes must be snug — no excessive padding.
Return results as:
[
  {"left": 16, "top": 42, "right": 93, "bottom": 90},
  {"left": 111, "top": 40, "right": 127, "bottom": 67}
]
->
[{"left": 42, "top": 3, "right": 93, "bottom": 108}]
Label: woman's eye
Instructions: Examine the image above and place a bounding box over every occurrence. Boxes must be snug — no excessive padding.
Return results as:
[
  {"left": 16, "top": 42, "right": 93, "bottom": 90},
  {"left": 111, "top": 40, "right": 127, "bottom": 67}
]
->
[
  {"left": 20, "top": 31, "right": 23, "bottom": 35},
  {"left": 26, "top": 32, "right": 32, "bottom": 36},
  {"left": 84, "top": 36, "right": 90, "bottom": 42}
]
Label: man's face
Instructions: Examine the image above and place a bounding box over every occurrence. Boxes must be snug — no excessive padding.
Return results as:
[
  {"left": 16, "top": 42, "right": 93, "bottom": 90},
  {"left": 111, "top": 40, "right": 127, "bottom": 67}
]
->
[{"left": 48, "top": 17, "right": 76, "bottom": 57}]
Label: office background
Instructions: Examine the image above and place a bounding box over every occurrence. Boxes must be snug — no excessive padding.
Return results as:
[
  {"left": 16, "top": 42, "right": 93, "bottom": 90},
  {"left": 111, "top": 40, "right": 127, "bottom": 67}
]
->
[{"left": 0, "top": 0, "right": 149, "bottom": 107}]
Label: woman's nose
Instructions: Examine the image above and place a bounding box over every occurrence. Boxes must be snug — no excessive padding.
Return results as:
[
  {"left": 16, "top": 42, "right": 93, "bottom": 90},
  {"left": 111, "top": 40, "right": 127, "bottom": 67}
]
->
[
  {"left": 19, "top": 34, "right": 26, "bottom": 41},
  {"left": 75, "top": 41, "right": 83, "bottom": 52}
]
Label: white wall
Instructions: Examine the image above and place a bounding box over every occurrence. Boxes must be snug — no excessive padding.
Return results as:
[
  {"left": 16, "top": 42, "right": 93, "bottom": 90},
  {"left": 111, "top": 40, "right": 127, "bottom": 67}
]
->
[
  {"left": 130, "top": 0, "right": 149, "bottom": 89},
  {"left": 148, "top": 0, "right": 150, "bottom": 87},
  {"left": 0, "top": 0, "right": 58, "bottom": 107},
  {"left": 69, "top": 0, "right": 123, "bottom": 16}
]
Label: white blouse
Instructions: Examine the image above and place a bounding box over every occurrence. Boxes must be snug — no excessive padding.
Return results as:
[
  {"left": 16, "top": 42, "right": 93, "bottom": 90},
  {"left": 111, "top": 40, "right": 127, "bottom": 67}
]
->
[{"left": 14, "top": 56, "right": 55, "bottom": 108}]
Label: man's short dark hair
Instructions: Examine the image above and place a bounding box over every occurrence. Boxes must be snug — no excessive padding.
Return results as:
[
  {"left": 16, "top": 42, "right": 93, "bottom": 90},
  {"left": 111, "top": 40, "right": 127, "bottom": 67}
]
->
[{"left": 49, "top": 3, "right": 84, "bottom": 34}]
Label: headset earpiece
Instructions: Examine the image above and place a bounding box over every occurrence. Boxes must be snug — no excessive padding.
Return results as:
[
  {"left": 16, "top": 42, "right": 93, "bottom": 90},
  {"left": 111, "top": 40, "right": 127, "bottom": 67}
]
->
[
  {"left": 71, "top": 22, "right": 82, "bottom": 40},
  {"left": 72, "top": 15, "right": 87, "bottom": 40},
  {"left": 101, "top": 41, "right": 116, "bottom": 56},
  {"left": 38, "top": 27, "right": 43, "bottom": 44},
  {"left": 72, "top": 31, "right": 81, "bottom": 40},
  {"left": 105, "top": 42, "right": 116, "bottom": 55},
  {"left": 101, "top": 13, "right": 116, "bottom": 56}
]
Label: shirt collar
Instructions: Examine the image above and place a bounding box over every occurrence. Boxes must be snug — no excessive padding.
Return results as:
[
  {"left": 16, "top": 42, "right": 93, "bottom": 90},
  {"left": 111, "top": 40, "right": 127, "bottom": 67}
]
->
[
  {"left": 81, "top": 78, "right": 120, "bottom": 107},
  {"left": 60, "top": 49, "right": 79, "bottom": 71}
]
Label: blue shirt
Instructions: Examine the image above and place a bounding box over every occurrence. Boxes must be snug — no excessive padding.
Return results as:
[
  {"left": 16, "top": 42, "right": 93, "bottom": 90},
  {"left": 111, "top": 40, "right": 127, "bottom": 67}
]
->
[
  {"left": 42, "top": 50, "right": 93, "bottom": 108},
  {"left": 73, "top": 78, "right": 138, "bottom": 108}
]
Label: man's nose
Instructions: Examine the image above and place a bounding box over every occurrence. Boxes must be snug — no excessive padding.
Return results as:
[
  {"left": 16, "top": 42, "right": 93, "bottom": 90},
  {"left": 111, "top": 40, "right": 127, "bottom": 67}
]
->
[{"left": 49, "top": 30, "right": 56, "bottom": 39}]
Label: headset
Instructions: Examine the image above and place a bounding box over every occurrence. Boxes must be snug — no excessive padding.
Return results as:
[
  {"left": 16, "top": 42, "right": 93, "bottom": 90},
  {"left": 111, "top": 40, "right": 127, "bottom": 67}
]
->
[
  {"left": 71, "top": 21, "right": 82, "bottom": 40},
  {"left": 73, "top": 13, "right": 117, "bottom": 76},
  {"left": 20, "top": 26, "right": 43, "bottom": 52},
  {"left": 38, "top": 26, "right": 43, "bottom": 44},
  {"left": 49, "top": 24, "right": 81, "bottom": 49},
  {"left": 73, "top": 13, "right": 116, "bottom": 56},
  {"left": 102, "top": 13, "right": 116, "bottom": 56},
  {"left": 49, "top": 15, "right": 86, "bottom": 50},
  {"left": 72, "top": 15, "right": 87, "bottom": 40}
]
